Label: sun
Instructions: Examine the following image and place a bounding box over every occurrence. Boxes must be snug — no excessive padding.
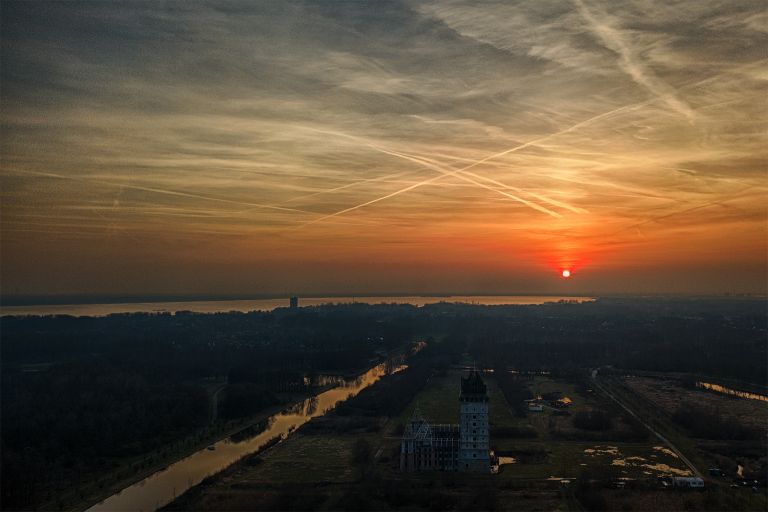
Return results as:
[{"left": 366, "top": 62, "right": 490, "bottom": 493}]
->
[{"left": 561, "top": 270, "right": 571, "bottom": 278}]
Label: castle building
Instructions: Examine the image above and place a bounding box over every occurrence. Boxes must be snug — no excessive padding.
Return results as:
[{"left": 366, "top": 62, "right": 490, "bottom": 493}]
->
[{"left": 400, "top": 370, "right": 490, "bottom": 473}]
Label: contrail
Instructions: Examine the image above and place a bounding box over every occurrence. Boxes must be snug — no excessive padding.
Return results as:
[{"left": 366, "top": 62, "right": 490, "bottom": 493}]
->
[
  {"left": 295, "top": 103, "right": 644, "bottom": 227},
  {"left": 458, "top": 169, "right": 588, "bottom": 214},
  {"left": 369, "top": 146, "right": 563, "bottom": 217},
  {"left": 396, "top": 149, "right": 588, "bottom": 214},
  {"left": 297, "top": 61, "right": 757, "bottom": 228},
  {"left": 295, "top": 173, "right": 448, "bottom": 229},
  {"left": 572, "top": 0, "right": 695, "bottom": 122},
  {"left": 281, "top": 170, "right": 413, "bottom": 204},
  {"left": 612, "top": 200, "right": 732, "bottom": 236},
  {"left": 454, "top": 101, "right": 650, "bottom": 174},
  {"left": 8, "top": 169, "right": 315, "bottom": 215}
]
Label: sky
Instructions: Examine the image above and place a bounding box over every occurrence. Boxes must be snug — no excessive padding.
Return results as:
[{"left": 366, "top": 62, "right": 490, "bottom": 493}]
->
[{"left": 1, "top": 0, "right": 766, "bottom": 298}]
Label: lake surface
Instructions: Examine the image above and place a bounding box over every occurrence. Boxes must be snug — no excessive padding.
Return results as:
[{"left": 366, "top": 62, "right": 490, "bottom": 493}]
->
[
  {"left": 1, "top": 295, "right": 592, "bottom": 317},
  {"left": 86, "top": 359, "right": 407, "bottom": 512}
]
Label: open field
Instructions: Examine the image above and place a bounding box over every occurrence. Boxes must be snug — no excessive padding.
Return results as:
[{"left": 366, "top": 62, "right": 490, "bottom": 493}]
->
[
  {"left": 223, "top": 433, "right": 363, "bottom": 485},
  {"left": 168, "top": 365, "right": 767, "bottom": 512},
  {"left": 389, "top": 370, "right": 691, "bottom": 482},
  {"left": 619, "top": 375, "right": 768, "bottom": 482},
  {"left": 624, "top": 376, "right": 768, "bottom": 432}
]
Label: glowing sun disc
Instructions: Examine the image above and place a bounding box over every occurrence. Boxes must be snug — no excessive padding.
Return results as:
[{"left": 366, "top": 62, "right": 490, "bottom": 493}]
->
[{"left": 561, "top": 270, "right": 571, "bottom": 278}]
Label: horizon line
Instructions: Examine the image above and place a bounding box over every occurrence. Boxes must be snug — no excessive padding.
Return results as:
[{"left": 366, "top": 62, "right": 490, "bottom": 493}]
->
[{"left": 1, "top": 292, "right": 764, "bottom": 307}]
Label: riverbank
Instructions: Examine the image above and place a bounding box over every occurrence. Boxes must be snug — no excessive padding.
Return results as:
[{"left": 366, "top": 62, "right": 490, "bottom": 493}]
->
[
  {"left": 82, "top": 357, "right": 409, "bottom": 512},
  {"left": 58, "top": 387, "right": 330, "bottom": 512}
]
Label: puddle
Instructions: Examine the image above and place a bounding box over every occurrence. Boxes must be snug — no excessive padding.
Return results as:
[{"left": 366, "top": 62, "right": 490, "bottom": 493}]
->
[
  {"left": 653, "top": 446, "right": 678, "bottom": 458},
  {"left": 491, "top": 455, "right": 517, "bottom": 474},
  {"left": 584, "top": 445, "right": 619, "bottom": 456},
  {"left": 641, "top": 463, "right": 692, "bottom": 477},
  {"left": 696, "top": 382, "right": 768, "bottom": 403},
  {"left": 586, "top": 445, "right": 689, "bottom": 477}
]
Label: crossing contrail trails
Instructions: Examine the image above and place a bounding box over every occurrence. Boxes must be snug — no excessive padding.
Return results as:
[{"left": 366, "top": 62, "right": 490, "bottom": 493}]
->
[
  {"left": 458, "top": 169, "right": 589, "bottom": 214},
  {"left": 451, "top": 101, "right": 650, "bottom": 174},
  {"left": 295, "top": 102, "right": 645, "bottom": 227},
  {"left": 390, "top": 149, "right": 588, "bottom": 214},
  {"left": 369, "top": 146, "right": 563, "bottom": 217}
]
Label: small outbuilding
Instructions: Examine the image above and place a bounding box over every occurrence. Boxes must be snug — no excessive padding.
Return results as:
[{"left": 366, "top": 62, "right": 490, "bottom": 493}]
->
[{"left": 672, "top": 477, "right": 705, "bottom": 489}]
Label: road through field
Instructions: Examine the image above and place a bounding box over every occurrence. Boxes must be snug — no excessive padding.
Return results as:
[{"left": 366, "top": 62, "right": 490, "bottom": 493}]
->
[{"left": 592, "top": 376, "right": 702, "bottom": 478}]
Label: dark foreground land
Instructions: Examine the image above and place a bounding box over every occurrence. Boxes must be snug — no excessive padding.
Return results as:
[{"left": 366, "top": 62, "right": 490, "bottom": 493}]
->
[{"left": 2, "top": 297, "right": 766, "bottom": 511}]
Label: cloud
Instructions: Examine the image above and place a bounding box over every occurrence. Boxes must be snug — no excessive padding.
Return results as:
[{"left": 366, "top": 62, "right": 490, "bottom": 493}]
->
[
  {"left": 1, "top": 0, "right": 766, "bottom": 294},
  {"left": 571, "top": 0, "right": 696, "bottom": 121}
]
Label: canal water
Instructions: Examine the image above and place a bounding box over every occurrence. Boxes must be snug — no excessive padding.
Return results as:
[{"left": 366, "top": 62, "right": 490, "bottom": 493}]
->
[
  {"left": 696, "top": 381, "right": 768, "bottom": 403},
  {"left": 86, "top": 360, "right": 406, "bottom": 512}
]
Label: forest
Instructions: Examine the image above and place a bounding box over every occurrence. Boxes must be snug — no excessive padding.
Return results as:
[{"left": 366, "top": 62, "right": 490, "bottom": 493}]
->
[{"left": 1, "top": 297, "right": 765, "bottom": 510}]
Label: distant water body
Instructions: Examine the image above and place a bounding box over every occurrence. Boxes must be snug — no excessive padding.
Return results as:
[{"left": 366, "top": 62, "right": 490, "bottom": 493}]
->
[{"left": 1, "top": 295, "right": 593, "bottom": 317}]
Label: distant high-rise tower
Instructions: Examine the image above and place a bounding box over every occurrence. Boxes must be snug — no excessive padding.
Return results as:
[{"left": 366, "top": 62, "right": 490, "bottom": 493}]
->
[
  {"left": 289, "top": 296, "right": 298, "bottom": 309},
  {"left": 458, "top": 370, "right": 490, "bottom": 472}
]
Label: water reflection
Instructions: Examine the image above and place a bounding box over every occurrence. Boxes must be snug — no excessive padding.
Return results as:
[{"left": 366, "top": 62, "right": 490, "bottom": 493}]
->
[
  {"left": 87, "top": 361, "right": 406, "bottom": 512},
  {"left": 696, "top": 382, "right": 768, "bottom": 403},
  {"left": 228, "top": 418, "right": 272, "bottom": 443},
  {"left": 585, "top": 445, "right": 691, "bottom": 477},
  {"left": 2, "top": 295, "right": 594, "bottom": 317}
]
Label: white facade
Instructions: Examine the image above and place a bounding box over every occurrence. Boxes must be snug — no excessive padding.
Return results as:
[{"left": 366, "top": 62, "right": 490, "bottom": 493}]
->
[
  {"left": 458, "top": 372, "right": 490, "bottom": 472},
  {"left": 400, "top": 370, "right": 491, "bottom": 473}
]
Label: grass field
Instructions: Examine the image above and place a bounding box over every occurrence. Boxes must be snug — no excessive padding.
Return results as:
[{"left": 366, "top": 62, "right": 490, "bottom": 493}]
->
[
  {"left": 231, "top": 433, "right": 361, "bottom": 484},
  {"left": 390, "top": 369, "right": 692, "bottom": 482},
  {"left": 168, "top": 366, "right": 766, "bottom": 512}
]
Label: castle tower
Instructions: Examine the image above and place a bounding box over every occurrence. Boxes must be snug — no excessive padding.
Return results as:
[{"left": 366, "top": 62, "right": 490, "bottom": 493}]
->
[{"left": 458, "top": 370, "right": 490, "bottom": 472}]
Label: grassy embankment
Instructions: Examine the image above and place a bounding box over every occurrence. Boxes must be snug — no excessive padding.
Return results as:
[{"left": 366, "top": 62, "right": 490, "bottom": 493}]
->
[{"left": 52, "top": 386, "right": 323, "bottom": 512}]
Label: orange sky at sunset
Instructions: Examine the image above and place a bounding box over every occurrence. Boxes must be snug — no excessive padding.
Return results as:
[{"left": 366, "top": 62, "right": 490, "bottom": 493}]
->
[{"left": 1, "top": 1, "right": 766, "bottom": 297}]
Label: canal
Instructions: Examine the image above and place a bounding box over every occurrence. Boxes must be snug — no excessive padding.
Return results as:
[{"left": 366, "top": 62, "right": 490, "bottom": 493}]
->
[
  {"left": 696, "top": 381, "right": 768, "bottom": 403},
  {"left": 86, "top": 359, "right": 406, "bottom": 512}
]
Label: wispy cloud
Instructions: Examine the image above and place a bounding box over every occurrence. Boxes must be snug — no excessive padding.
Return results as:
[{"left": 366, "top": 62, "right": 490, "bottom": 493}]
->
[
  {"left": 1, "top": 0, "right": 765, "bottom": 294},
  {"left": 571, "top": 0, "right": 696, "bottom": 121}
]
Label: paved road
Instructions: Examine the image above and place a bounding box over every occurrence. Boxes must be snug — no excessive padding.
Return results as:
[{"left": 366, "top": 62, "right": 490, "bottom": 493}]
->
[{"left": 593, "top": 376, "right": 702, "bottom": 478}]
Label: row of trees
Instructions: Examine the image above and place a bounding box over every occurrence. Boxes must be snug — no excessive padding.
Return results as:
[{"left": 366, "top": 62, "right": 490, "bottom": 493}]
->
[
  {"left": 1, "top": 305, "right": 418, "bottom": 510},
  {"left": 2, "top": 297, "right": 764, "bottom": 509}
]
